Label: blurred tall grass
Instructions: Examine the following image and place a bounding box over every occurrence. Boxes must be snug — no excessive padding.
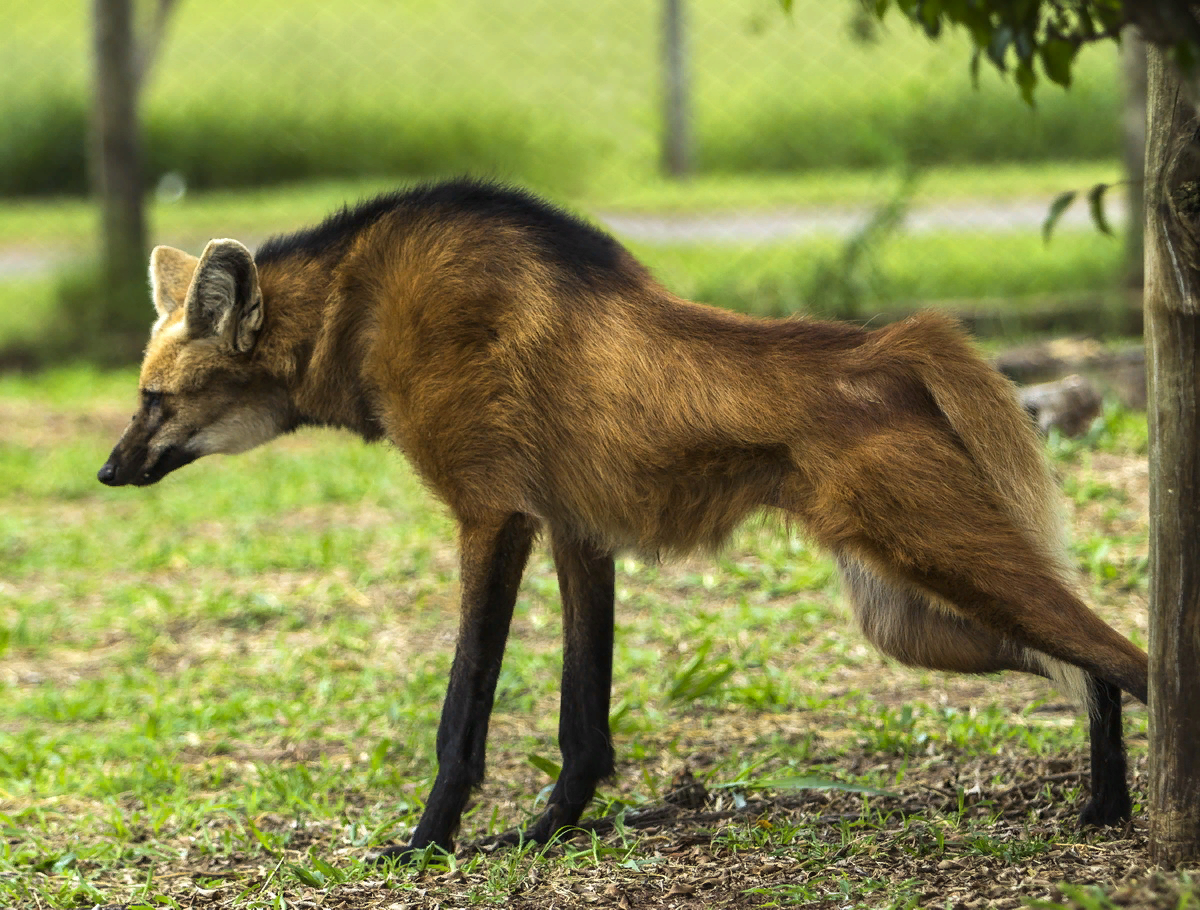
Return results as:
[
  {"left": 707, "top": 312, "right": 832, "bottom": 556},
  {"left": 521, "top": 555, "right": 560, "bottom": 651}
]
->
[{"left": 3, "top": 0, "right": 1121, "bottom": 199}]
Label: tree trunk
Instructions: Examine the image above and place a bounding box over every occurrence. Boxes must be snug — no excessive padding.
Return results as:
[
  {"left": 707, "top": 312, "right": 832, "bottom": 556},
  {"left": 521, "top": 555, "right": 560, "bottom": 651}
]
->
[
  {"left": 660, "top": 0, "right": 691, "bottom": 178},
  {"left": 1145, "top": 43, "right": 1200, "bottom": 868},
  {"left": 92, "top": 0, "right": 147, "bottom": 335}
]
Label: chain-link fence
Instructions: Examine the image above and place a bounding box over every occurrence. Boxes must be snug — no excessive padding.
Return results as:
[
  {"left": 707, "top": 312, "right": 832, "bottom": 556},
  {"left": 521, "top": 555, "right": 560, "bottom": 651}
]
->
[{"left": 2, "top": 0, "right": 1143, "bottom": 349}]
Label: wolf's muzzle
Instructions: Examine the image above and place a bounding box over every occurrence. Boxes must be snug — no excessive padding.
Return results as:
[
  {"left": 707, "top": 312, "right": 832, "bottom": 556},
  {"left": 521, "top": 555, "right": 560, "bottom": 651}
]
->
[
  {"left": 97, "top": 458, "right": 120, "bottom": 486},
  {"left": 98, "top": 445, "right": 197, "bottom": 487}
]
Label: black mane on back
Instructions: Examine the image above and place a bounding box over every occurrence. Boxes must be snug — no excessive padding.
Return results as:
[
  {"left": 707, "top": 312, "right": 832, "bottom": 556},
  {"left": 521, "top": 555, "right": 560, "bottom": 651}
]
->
[
  {"left": 255, "top": 190, "right": 414, "bottom": 265},
  {"left": 254, "top": 178, "right": 633, "bottom": 287}
]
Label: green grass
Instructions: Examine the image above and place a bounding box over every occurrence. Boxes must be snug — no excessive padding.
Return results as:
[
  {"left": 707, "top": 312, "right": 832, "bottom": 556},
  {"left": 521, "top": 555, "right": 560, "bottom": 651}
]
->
[
  {"left": 639, "top": 226, "right": 1126, "bottom": 318},
  {"left": 0, "top": 279, "right": 57, "bottom": 349},
  {"left": 0, "top": 365, "right": 1157, "bottom": 908},
  {"left": 4, "top": 0, "right": 1122, "bottom": 197}
]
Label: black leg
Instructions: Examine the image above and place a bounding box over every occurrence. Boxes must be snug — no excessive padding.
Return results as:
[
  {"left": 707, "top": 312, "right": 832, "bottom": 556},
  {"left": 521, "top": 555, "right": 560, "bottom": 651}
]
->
[
  {"left": 373, "top": 513, "right": 536, "bottom": 863},
  {"left": 523, "top": 529, "right": 616, "bottom": 844},
  {"left": 1078, "top": 675, "right": 1132, "bottom": 827}
]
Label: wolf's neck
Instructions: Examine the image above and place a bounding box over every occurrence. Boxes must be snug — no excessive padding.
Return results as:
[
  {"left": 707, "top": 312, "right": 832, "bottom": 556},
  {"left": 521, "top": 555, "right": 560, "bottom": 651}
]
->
[{"left": 257, "top": 263, "right": 386, "bottom": 441}]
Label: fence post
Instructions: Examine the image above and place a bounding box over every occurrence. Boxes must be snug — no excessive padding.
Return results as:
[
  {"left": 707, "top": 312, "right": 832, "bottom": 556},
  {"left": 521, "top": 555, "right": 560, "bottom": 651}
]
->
[
  {"left": 661, "top": 0, "right": 691, "bottom": 178},
  {"left": 92, "top": 0, "right": 147, "bottom": 332}
]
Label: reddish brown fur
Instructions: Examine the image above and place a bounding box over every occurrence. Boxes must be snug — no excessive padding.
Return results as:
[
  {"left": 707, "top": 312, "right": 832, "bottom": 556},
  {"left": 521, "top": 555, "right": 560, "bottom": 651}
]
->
[{"left": 99, "top": 182, "right": 1148, "bottom": 856}]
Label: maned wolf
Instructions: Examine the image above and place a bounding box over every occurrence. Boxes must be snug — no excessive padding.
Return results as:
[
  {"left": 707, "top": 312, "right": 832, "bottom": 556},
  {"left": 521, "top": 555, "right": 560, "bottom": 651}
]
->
[{"left": 98, "top": 179, "right": 1148, "bottom": 861}]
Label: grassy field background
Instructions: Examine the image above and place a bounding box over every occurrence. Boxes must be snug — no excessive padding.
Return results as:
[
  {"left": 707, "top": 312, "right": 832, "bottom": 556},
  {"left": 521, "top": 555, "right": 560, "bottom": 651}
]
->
[
  {"left": 4, "top": 0, "right": 1122, "bottom": 196},
  {"left": 0, "top": 0, "right": 1136, "bottom": 354}
]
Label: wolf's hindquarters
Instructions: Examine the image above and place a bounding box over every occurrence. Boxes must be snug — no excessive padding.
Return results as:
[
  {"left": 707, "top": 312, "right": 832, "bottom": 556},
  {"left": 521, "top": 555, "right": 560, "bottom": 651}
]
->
[{"left": 807, "top": 328, "right": 1149, "bottom": 705}]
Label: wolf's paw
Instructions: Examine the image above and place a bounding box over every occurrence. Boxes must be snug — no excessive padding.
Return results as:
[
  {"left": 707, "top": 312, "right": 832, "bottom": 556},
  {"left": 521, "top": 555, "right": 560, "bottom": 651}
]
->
[{"left": 1078, "top": 790, "right": 1133, "bottom": 828}]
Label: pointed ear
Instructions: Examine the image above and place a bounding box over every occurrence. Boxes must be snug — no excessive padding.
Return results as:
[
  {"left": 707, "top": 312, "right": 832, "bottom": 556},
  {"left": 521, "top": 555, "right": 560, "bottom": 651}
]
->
[
  {"left": 149, "top": 245, "right": 200, "bottom": 318},
  {"left": 184, "top": 239, "right": 264, "bottom": 353}
]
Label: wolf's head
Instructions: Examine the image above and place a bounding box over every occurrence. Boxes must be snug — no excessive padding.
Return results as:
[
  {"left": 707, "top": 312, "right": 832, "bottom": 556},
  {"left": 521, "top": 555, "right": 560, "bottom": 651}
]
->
[{"left": 98, "top": 239, "right": 288, "bottom": 487}]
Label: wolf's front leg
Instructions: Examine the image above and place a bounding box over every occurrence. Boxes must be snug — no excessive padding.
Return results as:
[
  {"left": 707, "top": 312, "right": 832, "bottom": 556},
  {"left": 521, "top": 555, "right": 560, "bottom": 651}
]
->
[{"left": 373, "top": 513, "right": 536, "bottom": 864}]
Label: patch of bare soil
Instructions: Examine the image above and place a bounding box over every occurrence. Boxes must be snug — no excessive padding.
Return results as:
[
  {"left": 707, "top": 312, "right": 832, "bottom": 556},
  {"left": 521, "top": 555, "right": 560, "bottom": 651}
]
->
[{"left": 81, "top": 744, "right": 1183, "bottom": 910}]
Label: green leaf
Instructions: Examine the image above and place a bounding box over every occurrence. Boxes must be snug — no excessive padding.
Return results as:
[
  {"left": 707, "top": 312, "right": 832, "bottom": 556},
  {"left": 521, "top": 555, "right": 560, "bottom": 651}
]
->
[
  {"left": 917, "top": 0, "right": 941, "bottom": 38},
  {"left": 527, "top": 753, "right": 562, "bottom": 781},
  {"left": 609, "top": 697, "right": 632, "bottom": 730},
  {"left": 1015, "top": 58, "right": 1037, "bottom": 106},
  {"left": 667, "top": 639, "right": 736, "bottom": 702},
  {"left": 369, "top": 737, "right": 391, "bottom": 771},
  {"left": 1093, "top": 1, "right": 1127, "bottom": 34},
  {"left": 776, "top": 0, "right": 793, "bottom": 13},
  {"left": 964, "top": 9, "right": 992, "bottom": 50},
  {"left": 668, "top": 639, "right": 712, "bottom": 699},
  {"left": 1040, "top": 38, "right": 1077, "bottom": 89},
  {"left": 1087, "top": 183, "right": 1114, "bottom": 236},
  {"left": 50, "top": 852, "right": 78, "bottom": 874},
  {"left": 1042, "top": 190, "right": 1077, "bottom": 244},
  {"left": 244, "top": 819, "right": 275, "bottom": 853},
  {"left": 1077, "top": 6, "right": 1096, "bottom": 39},
  {"left": 1014, "top": 27, "right": 1034, "bottom": 63},
  {"left": 987, "top": 25, "right": 1013, "bottom": 72},
  {"left": 287, "top": 863, "right": 325, "bottom": 888},
  {"left": 308, "top": 854, "right": 344, "bottom": 884}
]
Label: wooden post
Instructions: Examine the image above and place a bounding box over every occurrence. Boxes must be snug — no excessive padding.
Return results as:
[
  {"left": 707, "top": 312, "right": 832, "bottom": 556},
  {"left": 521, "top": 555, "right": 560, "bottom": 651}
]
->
[
  {"left": 661, "top": 0, "right": 691, "bottom": 178},
  {"left": 92, "top": 0, "right": 148, "bottom": 333},
  {"left": 1145, "top": 43, "right": 1200, "bottom": 868}
]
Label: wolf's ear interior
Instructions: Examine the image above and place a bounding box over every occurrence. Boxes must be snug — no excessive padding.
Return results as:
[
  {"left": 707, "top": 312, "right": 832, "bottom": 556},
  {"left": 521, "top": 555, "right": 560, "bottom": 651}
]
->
[
  {"left": 150, "top": 246, "right": 201, "bottom": 319},
  {"left": 184, "top": 239, "right": 264, "bottom": 353}
]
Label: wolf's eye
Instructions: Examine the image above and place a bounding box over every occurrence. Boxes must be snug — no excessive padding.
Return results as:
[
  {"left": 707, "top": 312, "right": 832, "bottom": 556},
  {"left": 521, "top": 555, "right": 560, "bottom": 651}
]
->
[{"left": 140, "top": 390, "right": 166, "bottom": 418}]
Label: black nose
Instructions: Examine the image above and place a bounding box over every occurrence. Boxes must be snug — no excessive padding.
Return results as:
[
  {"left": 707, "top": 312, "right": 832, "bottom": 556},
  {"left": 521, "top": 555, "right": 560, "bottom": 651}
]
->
[{"left": 97, "top": 460, "right": 118, "bottom": 485}]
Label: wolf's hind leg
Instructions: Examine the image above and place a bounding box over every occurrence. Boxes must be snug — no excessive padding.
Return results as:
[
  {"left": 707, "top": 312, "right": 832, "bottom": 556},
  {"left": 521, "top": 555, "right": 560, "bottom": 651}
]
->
[
  {"left": 1079, "top": 676, "right": 1131, "bottom": 826},
  {"left": 811, "top": 425, "right": 1148, "bottom": 704},
  {"left": 522, "top": 529, "right": 616, "bottom": 844},
  {"left": 838, "top": 554, "right": 1133, "bottom": 826}
]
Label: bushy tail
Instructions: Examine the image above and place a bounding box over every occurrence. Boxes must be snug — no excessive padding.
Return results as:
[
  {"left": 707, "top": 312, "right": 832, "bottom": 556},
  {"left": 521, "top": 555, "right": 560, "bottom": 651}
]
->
[{"left": 873, "top": 310, "right": 1093, "bottom": 711}]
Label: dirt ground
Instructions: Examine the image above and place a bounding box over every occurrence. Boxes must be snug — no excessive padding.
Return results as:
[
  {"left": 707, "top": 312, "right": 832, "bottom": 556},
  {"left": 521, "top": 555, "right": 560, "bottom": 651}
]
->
[{"left": 85, "top": 725, "right": 1174, "bottom": 910}]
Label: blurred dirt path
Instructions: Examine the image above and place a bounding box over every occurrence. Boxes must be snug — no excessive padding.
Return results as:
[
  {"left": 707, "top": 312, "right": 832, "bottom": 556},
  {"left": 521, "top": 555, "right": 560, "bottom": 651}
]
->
[
  {"left": 0, "top": 248, "right": 70, "bottom": 278},
  {"left": 600, "top": 196, "right": 1129, "bottom": 243}
]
